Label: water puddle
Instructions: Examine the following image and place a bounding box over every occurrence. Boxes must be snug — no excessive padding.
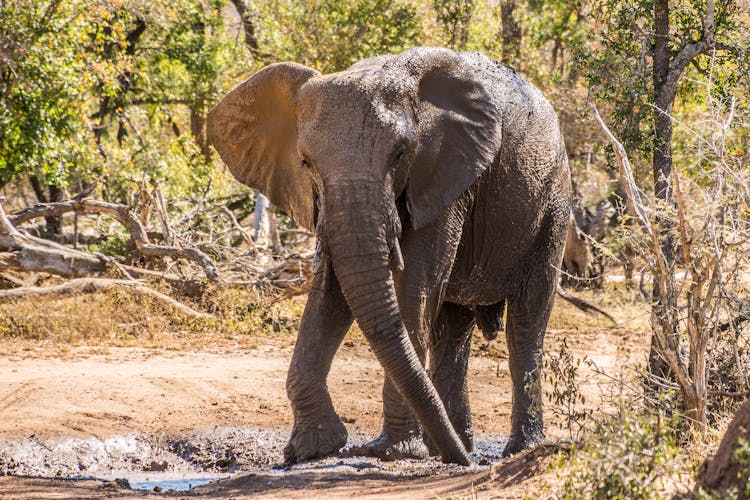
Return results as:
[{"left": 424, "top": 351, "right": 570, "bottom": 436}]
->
[{"left": 124, "top": 473, "right": 227, "bottom": 492}]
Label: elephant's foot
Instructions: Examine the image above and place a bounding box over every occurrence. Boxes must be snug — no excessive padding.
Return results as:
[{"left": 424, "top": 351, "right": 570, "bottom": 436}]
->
[
  {"left": 283, "top": 413, "right": 348, "bottom": 464},
  {"left": 501, "top": 430, "right": 545, "bottom": 457},
  {"left": 347, "top": 431, "right": 429, "bottom": 462}
]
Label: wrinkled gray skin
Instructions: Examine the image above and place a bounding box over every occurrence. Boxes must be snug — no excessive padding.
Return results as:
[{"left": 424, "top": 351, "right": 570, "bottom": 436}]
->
[{"left": 208, "top": 47, "right": 571, "bottom": 466}]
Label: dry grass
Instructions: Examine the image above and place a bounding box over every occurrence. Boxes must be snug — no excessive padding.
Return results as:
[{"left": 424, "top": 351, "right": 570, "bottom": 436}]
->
[
  {"left": 0, "top": 279, "right": 649, "bottom": 358},
  {"left": 0, "top": 283, "right": 307, "bottom": 355}
]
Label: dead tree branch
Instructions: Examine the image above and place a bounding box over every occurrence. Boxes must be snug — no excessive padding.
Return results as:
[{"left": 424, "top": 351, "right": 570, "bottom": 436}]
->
[
  {"left": 590, "top": 103, "right": 653, "bottom": 237},
  {"left": 1, "top": 200, "right": 110, "bottom": 277},
  {"left": 8, "top": 198, "right": 219, "bottom": 281}
]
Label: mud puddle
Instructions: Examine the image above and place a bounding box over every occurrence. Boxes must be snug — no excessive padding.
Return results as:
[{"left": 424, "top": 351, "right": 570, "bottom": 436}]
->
[
  {"left": 126, "top": 473, "right": 227, "bottom": 492},
  {"left": 0, "top": 426, "right": 508, "bottom": 493}
]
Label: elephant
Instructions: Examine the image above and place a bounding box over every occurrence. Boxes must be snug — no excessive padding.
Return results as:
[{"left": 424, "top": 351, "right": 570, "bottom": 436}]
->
[{"left": 207, "top": 47, "right": 571, "bottom": 466}]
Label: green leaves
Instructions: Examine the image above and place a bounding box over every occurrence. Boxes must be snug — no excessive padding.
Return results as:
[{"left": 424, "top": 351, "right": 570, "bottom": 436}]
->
[
  {"left": 255, "top": 0, "right": 421, "bottom": 73},
  {"left": 0, "top": 0, "right": 95, "bottom": 186},
  {"left": 0, "top": 0, "right": 242, "bottom": 200},
  {"left": 432, "top": 0, "right": 475, "bottom": 49}
]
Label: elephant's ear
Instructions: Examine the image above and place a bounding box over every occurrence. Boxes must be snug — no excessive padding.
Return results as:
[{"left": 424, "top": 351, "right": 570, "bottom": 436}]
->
[
  {"left": 207, "top": 63, "right": 320, "bottom": 231},
  {"left": 406, "top": 50, "right": 502, "bottom": 229}
]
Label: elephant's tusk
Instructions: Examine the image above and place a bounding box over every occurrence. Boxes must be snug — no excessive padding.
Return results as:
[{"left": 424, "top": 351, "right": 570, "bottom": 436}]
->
[
  {"left": 391, "top": 238, "right": 405, "bottom": 271},
  {"left": 312, "top": 196, "right": 324, "bottom": 273},
  {"left": 312, "top": 238, "right": 323, "bottom": 273}
]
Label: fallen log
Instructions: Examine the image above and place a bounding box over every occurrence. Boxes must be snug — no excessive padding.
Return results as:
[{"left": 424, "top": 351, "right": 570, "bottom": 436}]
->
[{"left": 7, "top": 198, "right": 219, "bottom": 281}]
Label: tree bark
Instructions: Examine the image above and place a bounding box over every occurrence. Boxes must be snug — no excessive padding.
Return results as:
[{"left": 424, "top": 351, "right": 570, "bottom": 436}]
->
[
  {"left": 28, "top": 175, "right": 63, "bottom": 236},
  {"left": 699, "top": 397, "right": 750, "bottom": 496},
  {"left": 230, "top": 0, "right": 269, "bottom": 62},
  {"left": 652, "top": 0, "right": 676, "bottom": 263},
  {"left": 8, "top": 199, "right": 220, "bottom": 281},
  {"left": 190, "top": 108, "right": 211, "bottom": 163},
  {"left": 648, "top": 0, "right": 680, "bottom": 382},
  {"left": 500, "top": 1, "right": 522, "bottom": 67},
  {"left": 648, "top": 0, "right": 722, "bottom": 388}
]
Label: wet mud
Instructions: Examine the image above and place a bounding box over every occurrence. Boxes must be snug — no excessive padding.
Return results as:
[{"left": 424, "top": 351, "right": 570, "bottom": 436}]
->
[{"left": 0, "top": 426, "right": 507, "bottom": 494}]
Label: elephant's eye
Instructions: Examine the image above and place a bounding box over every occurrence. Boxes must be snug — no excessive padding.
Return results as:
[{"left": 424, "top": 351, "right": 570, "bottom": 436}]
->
[
  {"left": 301, "top": 157, "right": 310, "bottom": 169},
  {"left": 394, "top": 144, "right": 407, "bottom": 163}
]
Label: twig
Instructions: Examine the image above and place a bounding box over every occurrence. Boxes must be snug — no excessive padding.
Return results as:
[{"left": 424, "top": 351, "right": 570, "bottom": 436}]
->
[
  {"left": 707, "top": 390, "right": 750, "bottom": 400},
  {"left": 153, "top": 185, "right": 173, "bottom": 246},
  {"left": 219, "top": 205, "right": 258, "bottom": 252},
  {"left": 0, "top": 273, "right": 26, "bottom": 287}
]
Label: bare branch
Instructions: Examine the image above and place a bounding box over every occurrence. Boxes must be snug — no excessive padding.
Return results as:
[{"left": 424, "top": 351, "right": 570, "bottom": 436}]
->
[{"left": 590, "top": 103, "right": 654, "bottom": 237}]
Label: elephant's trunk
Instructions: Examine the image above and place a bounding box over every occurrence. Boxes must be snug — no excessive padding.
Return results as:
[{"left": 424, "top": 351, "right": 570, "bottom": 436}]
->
[{"left": 323, "top": 185, "right": 470, "bottom": 465}]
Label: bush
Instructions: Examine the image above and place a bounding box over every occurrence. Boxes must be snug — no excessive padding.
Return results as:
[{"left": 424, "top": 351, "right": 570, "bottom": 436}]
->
[{"left": 555, "top": 411, "right": 683, "bottom": 499}]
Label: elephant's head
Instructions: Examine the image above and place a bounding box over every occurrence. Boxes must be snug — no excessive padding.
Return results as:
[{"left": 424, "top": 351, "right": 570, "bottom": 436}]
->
[{"left": 207, "top": 48, "right": 502, "bottom": 464}]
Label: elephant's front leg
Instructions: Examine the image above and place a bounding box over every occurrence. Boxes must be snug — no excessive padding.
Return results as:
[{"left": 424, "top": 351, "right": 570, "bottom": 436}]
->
[
  {"left": 284, "top": 259, "right": 353, "bottom": 464},
  {"left": 349, "top": 358, "right": 430, "bottom": 461}
]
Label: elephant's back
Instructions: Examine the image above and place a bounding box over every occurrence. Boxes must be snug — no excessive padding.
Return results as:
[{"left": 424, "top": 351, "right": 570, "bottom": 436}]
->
[{"left": 447, "top": 53, "right": 571, "bottom": 303}]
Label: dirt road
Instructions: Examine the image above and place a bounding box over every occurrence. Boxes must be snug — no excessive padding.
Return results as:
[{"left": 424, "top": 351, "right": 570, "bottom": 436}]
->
[{"left": 0, "top": 313, "right": 642, "bottom": 498}]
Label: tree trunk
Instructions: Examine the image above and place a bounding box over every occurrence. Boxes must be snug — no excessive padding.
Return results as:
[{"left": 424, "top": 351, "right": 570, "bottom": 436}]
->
[
  {"left": 648, "top": 0, "right": 678, "bottom": 382},
  {"left": 28, "top": 175, "right": 63, "bottom": 236},
  {"left": 500, "top": 1, "right": 522, "bottom": 67},
  {"left": 230, "top": 0, "right": 268, "bottom": 62},
  {"left": 652, "top": 0, "right": 676, "bottom": 263},
  {"left": 190, "top": 108, "right": 211, "bottom": 163}
]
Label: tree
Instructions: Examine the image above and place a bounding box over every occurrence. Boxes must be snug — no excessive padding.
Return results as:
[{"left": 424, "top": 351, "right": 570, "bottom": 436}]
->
[
  {"left": 432, "top": 0, "right": 476, "bottom": 50},
  {"left": 255, "top": 0, "right": 421, "bottom": 73},
  {"left": 0, "top": 0, "right": 98, "bottom": 233},
  {"left": 499, "top": 1, "right": 522, "bottom": 67},
  {"left": 584, "top": 0, "right": 749, "bottom": 384}
]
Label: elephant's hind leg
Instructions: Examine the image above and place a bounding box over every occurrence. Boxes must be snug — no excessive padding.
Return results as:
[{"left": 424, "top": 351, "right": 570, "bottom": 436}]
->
[
  {"left": 284, "top": 260, "right": 353, "bottom": 464},
  {"left": 502, "top": 273, "right": 556, "bottom": 457},
  {"left": 426, "top": 302, "right": 476, "bottom": 454}
]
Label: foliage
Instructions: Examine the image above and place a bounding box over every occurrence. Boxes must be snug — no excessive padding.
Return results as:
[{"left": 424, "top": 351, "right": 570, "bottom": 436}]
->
[
  {"left": 0, "top": 0, "right": 97, "bottom": 186},
  {"left": 543, "top": 338, "right": 594, "bottom": 442},
  {"left": 581, "top": 0, "right": 750, "bottom": 168},
  {"left": 0, "top": 0, "right": 242, "bottom": 204},
  {"left": 432, "top": 0, "right": 475, "bottom": 49},
  {"left": 555, "top": 410, "right": 684, "bottom": 499},
  {"left": 733, "top": 437, "right": 750, "bottom": 499},
  {"left": 594, "top": 74, "right": 750, "bottom": 434},
  {"left": 255, "top": 0, "right": 421, "bottom": 73}
]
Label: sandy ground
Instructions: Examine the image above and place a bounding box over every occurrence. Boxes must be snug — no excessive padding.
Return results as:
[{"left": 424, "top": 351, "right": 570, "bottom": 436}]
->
[{"left": 0, "top": 320, "right": 643, "bottom": 498}]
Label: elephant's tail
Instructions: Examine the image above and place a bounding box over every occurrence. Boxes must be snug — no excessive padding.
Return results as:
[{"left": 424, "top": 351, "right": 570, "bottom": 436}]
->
[{"left": 556, "top": 284, "right": 616, "bottom": 325}]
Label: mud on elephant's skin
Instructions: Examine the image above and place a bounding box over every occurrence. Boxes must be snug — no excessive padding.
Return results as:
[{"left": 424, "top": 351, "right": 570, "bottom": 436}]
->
[{"left": 208, "top": 47, "right": 572, "bottom": 466}]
